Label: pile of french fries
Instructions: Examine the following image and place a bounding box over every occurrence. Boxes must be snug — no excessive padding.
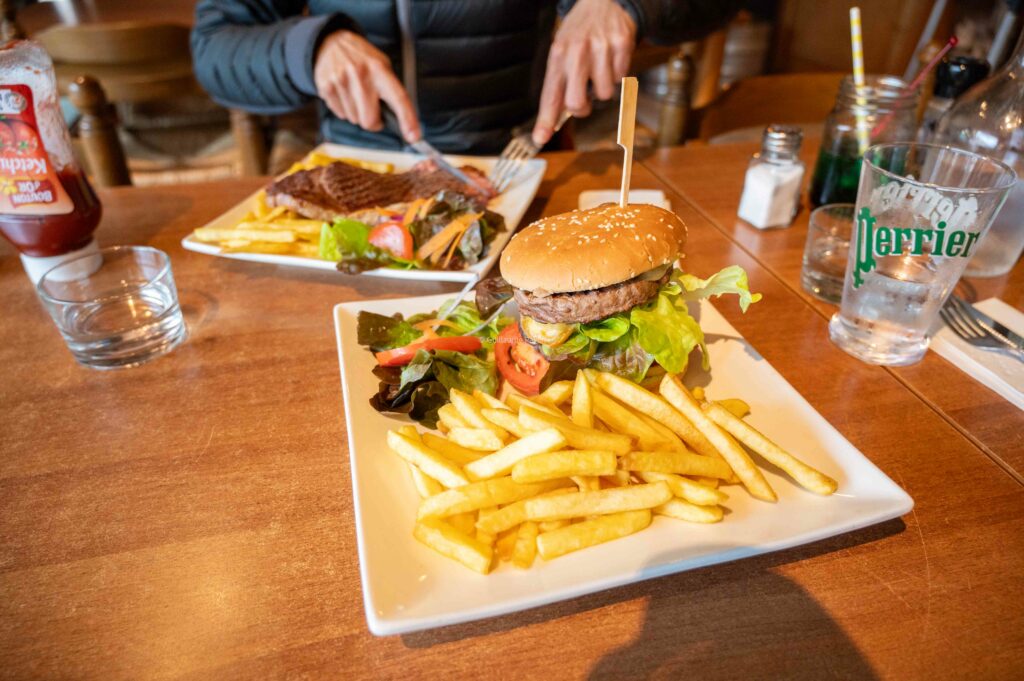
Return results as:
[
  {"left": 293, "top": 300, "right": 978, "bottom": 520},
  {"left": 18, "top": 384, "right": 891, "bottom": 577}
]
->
[
  {"left": 190, "top": 153, "right": 394, "bottom": 258},
  {"left": 387, "top": 369, "right": 838, "bottom": 574}
]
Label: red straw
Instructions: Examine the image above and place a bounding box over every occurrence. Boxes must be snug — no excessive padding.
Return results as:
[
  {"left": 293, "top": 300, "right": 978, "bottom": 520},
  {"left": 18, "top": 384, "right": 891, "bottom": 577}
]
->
[{"left": 871, "top": 35, "right": 957, "bottom": 138}]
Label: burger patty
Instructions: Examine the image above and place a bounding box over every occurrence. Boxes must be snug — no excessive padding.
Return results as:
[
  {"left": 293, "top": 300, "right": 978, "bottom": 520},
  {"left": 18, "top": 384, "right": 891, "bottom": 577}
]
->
[{"left": 514, "top": 271, "right": 671, "bottom": 324}]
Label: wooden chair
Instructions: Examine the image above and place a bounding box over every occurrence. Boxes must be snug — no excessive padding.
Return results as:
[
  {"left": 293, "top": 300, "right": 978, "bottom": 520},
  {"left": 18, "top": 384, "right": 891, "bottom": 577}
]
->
[
  {"left": 32, "top": 18, "right": 269, "bottom": 177},
  {"left": 693, "top": 72, "right": 845, "bottom": 143}
]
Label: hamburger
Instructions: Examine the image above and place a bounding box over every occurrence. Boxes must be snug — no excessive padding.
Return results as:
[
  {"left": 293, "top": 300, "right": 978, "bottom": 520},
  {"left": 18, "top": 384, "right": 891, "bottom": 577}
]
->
[{"left": 479, "top": 203, "right": 759, "bottom": 394}]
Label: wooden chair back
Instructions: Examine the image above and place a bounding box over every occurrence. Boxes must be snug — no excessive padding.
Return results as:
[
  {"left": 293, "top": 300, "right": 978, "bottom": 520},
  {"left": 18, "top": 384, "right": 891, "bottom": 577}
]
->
[
  {"left": 36, "top": 22, "right": 190, "bottom": 65},
  {"left": 695, "top": 72, "right": 844, "bottom": 142},
  {"left": 68, "top": 76, "right": 132, "bottom": 187}
]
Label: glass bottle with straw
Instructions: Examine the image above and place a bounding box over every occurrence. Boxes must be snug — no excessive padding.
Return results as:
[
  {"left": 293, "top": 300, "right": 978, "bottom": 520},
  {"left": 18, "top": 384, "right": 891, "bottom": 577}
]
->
[{"left": 808, "top": 8, "right": 919, "bottom": 207}]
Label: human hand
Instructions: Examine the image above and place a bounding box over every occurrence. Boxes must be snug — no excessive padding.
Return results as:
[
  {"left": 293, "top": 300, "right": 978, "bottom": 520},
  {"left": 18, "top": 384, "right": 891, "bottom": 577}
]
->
[
  {"left": 533, "top": 0, "right": 636, "bottom": 146},
  {"left": 314, "top": 30, "right": 421, "bottom": 142}
]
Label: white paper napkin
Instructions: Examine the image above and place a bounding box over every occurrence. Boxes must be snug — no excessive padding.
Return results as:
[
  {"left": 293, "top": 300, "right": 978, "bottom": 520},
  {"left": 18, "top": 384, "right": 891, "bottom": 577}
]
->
[{"left": 929, "top": 298, "right": 1024, "bottom": 411}]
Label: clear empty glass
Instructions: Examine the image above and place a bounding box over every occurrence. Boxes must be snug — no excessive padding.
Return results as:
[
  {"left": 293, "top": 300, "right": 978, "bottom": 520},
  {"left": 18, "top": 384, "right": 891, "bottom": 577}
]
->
[
  {"left": 36, "top": 245, "right": 186, "bottom": 369},
  {"left": 802, "top": 203, "right": 854, "bottom": 303},
  {"left": 829, "top": 143, "right": 1016, "bottom": 366}
]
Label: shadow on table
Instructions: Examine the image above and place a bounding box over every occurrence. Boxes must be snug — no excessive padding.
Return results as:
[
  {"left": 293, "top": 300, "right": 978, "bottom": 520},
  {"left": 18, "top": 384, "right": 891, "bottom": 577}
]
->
[{"left": 402, "top": 518, "right": 903, "bottom": 679}]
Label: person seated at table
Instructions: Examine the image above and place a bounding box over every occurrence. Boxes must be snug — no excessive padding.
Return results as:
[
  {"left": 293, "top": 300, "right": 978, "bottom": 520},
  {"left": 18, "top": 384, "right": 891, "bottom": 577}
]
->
[{"left": 191, "top": 0, "right": 738, "bottom": 154}]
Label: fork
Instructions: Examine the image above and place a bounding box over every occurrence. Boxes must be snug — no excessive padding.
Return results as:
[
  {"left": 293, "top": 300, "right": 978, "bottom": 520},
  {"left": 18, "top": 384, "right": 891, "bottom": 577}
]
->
[
  {"left": 489, "top": 111, "right": 572, "bottom": 193},
  {"left": 939, "top": 295, "right": 1024, "bottom": 362}
]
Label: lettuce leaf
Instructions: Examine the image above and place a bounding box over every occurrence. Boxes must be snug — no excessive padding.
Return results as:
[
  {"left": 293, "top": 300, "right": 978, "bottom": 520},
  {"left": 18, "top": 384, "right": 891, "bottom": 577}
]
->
[
  {"left": 629, "top": 291, "right": 707, "bottom": 374},
  {"left": 356, "top": 311, "right": 422, "bottom": 351},
  {"left": 580, "top": 314, "right": 630, "bottom": 342},
  {"left": 677, "top": 265, "right": 762, "bottom": 312},
  {"left": 588, "top": 328, "right": 654, "bottom": 383},
  {"left": 429, "top": 349, "right": 498, "bottom": 396}
]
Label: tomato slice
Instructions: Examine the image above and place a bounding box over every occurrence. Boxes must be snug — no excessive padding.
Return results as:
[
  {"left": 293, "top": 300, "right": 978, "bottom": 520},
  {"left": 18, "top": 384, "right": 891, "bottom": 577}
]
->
[
  {"left": 495, "top": 324, "right": 550, "bottom": 395},
  {"left": 375, "top": 335, "right": 482, "bottom": 366},
  {"left": 368, "top": 222, "right": 414, "bottom": 260}
]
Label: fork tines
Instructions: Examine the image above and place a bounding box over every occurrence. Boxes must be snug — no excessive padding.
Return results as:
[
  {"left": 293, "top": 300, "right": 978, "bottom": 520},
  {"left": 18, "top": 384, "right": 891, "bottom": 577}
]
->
[
  {"left": 941, "top": 294, "right": 1024, "bottom": 360},
  {"left": 489, "top": 134, "right": 537, "bottom": 194}
]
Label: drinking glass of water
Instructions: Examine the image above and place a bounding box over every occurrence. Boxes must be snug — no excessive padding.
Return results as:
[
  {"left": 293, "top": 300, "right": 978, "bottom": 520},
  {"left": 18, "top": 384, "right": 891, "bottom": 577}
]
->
[
  {"left": 802, "top": 203, "right": 854, "bottom": 304},
  {"left": 828, "top": 143, "right": 1016, "bottom": 366},
  {"left": 36, "top": 245, "right": 186, "bottom": 369}
]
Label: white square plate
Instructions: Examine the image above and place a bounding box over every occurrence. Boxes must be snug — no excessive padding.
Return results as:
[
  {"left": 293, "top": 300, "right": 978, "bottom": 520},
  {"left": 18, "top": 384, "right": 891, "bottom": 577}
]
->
[
  {"left": 182, "top": 143, "right": 546, "bottom": 282},
  {"left": 334, "top": 294, "right": 913, "bottom": 636}
]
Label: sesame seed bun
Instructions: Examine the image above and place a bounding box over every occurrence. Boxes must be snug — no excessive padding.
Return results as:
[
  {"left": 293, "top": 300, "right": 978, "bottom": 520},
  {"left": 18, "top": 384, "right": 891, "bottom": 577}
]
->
[{"left": 499, "top": 203, "right": 687, "bottom": 293}]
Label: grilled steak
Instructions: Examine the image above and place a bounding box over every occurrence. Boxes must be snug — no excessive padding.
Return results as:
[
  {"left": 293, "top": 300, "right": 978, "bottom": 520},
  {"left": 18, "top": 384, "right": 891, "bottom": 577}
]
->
[
  {"left": 265, "top": 160, "right": 494, "bottom": 221},
  {"left": 514, "top": 270, "right": 671, "bottom": 324}
]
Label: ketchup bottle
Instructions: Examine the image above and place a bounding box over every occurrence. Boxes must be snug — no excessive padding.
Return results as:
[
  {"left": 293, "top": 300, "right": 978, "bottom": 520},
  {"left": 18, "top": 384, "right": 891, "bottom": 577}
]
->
[{"left": 0, "top": 38, "right": 102, "bottom": 283}]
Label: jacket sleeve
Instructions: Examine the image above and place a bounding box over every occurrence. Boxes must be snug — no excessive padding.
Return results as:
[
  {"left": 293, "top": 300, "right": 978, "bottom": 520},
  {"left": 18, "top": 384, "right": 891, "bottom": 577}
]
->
[
  {"left": 557, "top": 0, "right": 740, "bottom": 46},
  {"left": 190, "top": 0, "right": 359, "bottom": 114}
]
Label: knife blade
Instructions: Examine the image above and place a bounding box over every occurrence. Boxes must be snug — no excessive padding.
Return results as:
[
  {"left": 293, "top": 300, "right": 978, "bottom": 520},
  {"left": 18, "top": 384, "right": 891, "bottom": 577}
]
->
[
  {"left": 958, "top": 296, "right": 1024, "bottom": 350},
  {"left": 381, "top": 107, "right": 489, "bottom": 194}
]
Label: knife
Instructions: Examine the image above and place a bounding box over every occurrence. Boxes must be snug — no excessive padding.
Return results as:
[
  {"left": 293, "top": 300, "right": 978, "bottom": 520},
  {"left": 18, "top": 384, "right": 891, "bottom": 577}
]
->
[
  {"left": 381, "top": 108, "right": 489, "bottom": 194},
  {"left": 956, "top": 295, "right": 1024, "bottom": 350}
]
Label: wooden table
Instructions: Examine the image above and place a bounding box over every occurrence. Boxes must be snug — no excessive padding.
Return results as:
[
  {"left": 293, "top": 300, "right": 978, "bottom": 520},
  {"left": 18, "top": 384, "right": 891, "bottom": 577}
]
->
[
  {"left": 1, "top": 151, "right": 1022, "bottom": 679},
  {"left": 642, "top": 143, "right": 1024, "bottom": 482}
]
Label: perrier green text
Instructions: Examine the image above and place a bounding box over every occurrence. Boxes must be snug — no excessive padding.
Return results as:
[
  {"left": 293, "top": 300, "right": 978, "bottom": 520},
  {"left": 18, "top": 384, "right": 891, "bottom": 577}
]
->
[{"left": 852, "top": 206, "right": 982, "bottom": 288}]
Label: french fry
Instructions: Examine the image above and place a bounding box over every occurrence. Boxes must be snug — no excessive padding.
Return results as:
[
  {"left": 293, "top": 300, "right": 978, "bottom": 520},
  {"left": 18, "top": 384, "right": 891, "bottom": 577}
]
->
[
  {"left": 397, "top": 425, "right": 421, "bottom": 441},
  {"left": 654, "top": 498, "right": 724, "bottom": 523},
  {"left": 448, "top": 511, "right": 477, "bottom": 536},
  {"left": 571, "top": 371, "right": 593, "bottom": 428},
  {"left": 633, "top": 409, "right": 685, "bottom": 451},
  {"left": 538, "top": 519, "right": 571, "bottom": 532},
  {"left": 193, "top": 227, "right": 295, "bottom": 243},
  {"left": 601, "top": 470, "right": 633, "bottom": 488},
  {"left": 619, "top": 450, "right": 733, "bottom": 480},
  {"left": 448, "top": 427, "right": 505, "bottom": 451},
  {"left": 703, "top": 402, "right": 838, "bottom": 495},
  {"left": 481, "top": 408, "right": 531, "bottom": 439},
  {"left": 438, "top": 403, "right": 470, "bottom": 430},
  {"left": 537, "top": 510, "right": 651, "bottom": 560},
  {"left": 660, "top": 375, "right": 776, "bottom": 502},
  {"left": 463, "top": 428, "right": 567, "bottom": 481},
  {"left": 591, "top": 391, "right": 667, "bottom": 450},
  {"left": 474, "top": 389, "right": 510, "bottom": 411},
  {"left": 512, "top": 521, "right": 539, "bottom": 568},
  {"left": 407, "top": 462, "right": 444, "bottom": 498},
  {"left": 691, "top": 386, "right": 705, "bottom": 401},
  {"left": 418, "top": 477, "right": 566, "bottom": 520},
  {"left": 450, "top": 389, "right": 509, "bottom": 439},
  {"left": 437, "top": 420, "right": 450, "bottom": 435},
  {"left": 387, "top": 430, "right": 468, "bottom": 488},
  {"left": 474, "top": 487, "right": 575, "bottom": 535},
  {"left": 540, "top": 380, "right": 574, "bottom": 405},
  {"left": 236, "top": 219, "right": 323, "bottom": 237},
  {"left": 717, "top": 398, "right": 751, "bottom": 419},
  {"left": 519, "top": 405, "right": 632, "bottom": 454},
  {"left": 524, "top": 482, "right": 671, "bottom": 521},
  {"left": 476, "top": 507, "right": 498, "bottom": 546},
  {"left": 639, "top": 471, "right": 728, "bottom": 507},
  {"left": 511, "top": 450, "right": 617, "bottom": 484},
  {"left": 592, "top": 370, "right": 719, "bottom": 459},
  {"left": 220, "top": 241, "right": 319, "bottom": 256},
  {"left": 252, "top": 189, "right": 269, "bottom": 218},
  {"left": 413, "top": 517, "right": 492, "bottom": 574},
  {"left": 421, "top": 432, "right": 483, "bottom": 465},
  {"left": 506, "top": 393, "right": 565, "bottom": 418},
  {"left": 495, "top": 527, "right": 519, "bottom": 562},
  {"left": 571, "top": 475, "right": 601, "bottom": 492}
]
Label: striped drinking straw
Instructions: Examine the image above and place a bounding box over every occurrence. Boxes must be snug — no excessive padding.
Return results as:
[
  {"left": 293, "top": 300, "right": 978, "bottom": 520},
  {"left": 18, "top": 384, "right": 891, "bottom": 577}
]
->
[{"left": 849, "top": 7, "right": 870, "bottom": 154}]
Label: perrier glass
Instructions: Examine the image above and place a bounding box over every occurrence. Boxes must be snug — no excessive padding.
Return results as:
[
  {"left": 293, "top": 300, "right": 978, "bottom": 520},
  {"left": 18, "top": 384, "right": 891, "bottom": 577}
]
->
[{"left": 810, "top": 75, "right": 918, "bottom": 207}]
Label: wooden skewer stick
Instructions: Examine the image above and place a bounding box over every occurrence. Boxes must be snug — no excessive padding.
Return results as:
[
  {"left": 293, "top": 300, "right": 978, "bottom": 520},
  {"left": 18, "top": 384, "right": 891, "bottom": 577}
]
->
[{"left": 617, "top": 76, "right": 639, "bottom": 208}]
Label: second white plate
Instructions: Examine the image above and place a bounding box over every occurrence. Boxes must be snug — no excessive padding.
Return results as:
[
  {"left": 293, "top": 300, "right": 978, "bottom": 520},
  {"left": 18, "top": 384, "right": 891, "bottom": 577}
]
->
[{"left": 182, "top": 143, "right": 546, "bottom": 282}]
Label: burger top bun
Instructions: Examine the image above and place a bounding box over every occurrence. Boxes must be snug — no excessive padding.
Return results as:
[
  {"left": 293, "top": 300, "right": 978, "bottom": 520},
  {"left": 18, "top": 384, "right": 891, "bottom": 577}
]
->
[{"left": 500, "top": 203, "right": 687, "bottom": 293}]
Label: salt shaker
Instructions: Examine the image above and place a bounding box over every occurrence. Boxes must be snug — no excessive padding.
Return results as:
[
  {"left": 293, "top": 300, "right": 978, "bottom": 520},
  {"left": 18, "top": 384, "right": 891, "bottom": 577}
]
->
[{"left": 738, "top": 125, "right": 805, "bottom": 229}]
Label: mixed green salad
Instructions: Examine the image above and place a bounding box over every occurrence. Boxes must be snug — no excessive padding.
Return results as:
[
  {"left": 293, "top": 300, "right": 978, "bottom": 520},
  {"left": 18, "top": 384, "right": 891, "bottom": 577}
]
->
[
  {"left": 357, "top": 266, "right": 760, "bottom": 426},
  {"left": 320, "top": 192, "right": 506, "bottom": 274}
]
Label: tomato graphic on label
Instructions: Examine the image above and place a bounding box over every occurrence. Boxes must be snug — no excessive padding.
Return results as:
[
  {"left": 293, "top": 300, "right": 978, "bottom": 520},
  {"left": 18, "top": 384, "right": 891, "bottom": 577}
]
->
[
  {"left": 0, "top": 121, "right": 14, "bottom": 153},
  {"left": 7, "top": 120, "right": 39, "bottom": 156}
]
